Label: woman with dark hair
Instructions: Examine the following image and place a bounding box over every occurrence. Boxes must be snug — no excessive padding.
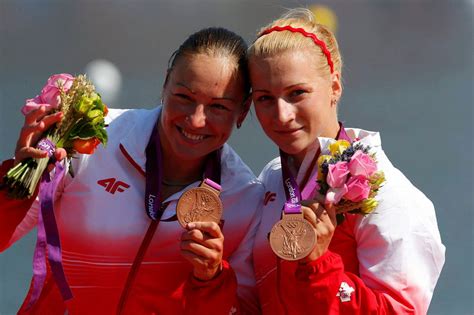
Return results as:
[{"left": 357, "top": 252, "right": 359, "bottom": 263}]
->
[{"left": 0, "top": 27, "right": 262, "bottom": 314}]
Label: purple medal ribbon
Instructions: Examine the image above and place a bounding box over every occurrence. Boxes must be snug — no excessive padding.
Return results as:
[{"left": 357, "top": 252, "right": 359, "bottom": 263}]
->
[
  {"left": 280, "top": 151, "right": 303, "bottom": 214},
  {"left": 24, "top": 139, "right": 72, "bottom": 311},
  {"left": 145, "top": 125, "right": 163, "bottom": 220},
  {"left": 144, "top": 122, "right": 221, "bottom": 221},
  {"left": 280, "top": 123, "right": 351, "bottom": 210}
]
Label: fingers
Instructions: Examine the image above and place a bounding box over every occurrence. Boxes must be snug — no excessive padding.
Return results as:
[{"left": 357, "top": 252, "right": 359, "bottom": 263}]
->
[
  {"left": 301, "top": 200, "right": 337, "bottom": 226},
  {"left": 324, "top": 203, "right": 337, "bottom": 227},
  {"left": 180, "top": 222, "right": 224, "bottom": 257},
  {"left": 15, "top": 106, "right": 63, "bottom": 163},
  {"left": 181, "top": 222, "right": 223, "bottom": 249},
  {"left": 186, "top": 221, "right": 223, "bottom": 239},
  {"left": 180, "top": 238, "right": 222, "bottom": 261},
  {"left": 180, "top": 222, "right": 224, "bottom": 281},
  {"left": 24, "top": 105, "right": 49, "bottom": 125},
  {"left": 54, "top": 148, "right": 67, "bottom": 162},
  {"left": 301, "top": 205, "right": 318, "bottom": 228},
  {"left": 26, "top": 112, "right": 62, "bottom": 146},
  {"left": 15, "top": 147, "right": 48, "bottom": 165},
  {"left": 299, "top": 201, "right": 337, "bottom": 263},
  {"left": 23, "top": 106, "right": 62, "bottom": 132}
]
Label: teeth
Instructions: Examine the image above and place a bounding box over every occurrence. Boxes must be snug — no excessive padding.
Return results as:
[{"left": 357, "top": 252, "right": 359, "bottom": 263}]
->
[{"left": 181, "top": 129, "right": 205, "bottom": 141}]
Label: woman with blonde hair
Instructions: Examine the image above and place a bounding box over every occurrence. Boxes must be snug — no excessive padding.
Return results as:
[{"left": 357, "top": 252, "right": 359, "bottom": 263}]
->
[{"left": 247, "top": 8, "right": 445, "bottom": 314}]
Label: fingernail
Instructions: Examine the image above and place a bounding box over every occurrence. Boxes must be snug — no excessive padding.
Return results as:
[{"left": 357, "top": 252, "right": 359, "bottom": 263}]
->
[{"left": 187, "top": 223, "right": 195, "bottom": 229}]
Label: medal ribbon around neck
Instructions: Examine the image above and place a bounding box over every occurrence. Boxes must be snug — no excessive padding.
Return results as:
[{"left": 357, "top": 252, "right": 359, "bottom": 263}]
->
[
  {"left": 144, "top": 122, "right": 221, "bottom": 221},
  {"left": 270, "top": 124, "right": 351, "bottom": 261},
  {"left": 280, "top": 124, "right": 351, "bottom": 205}
]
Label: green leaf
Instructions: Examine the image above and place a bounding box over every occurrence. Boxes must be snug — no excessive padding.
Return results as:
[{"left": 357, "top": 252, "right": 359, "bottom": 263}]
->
[
  {"left": 72, "top": 124, "right": 98, "bottom": 140},
  {"left": 97, "top": 127, "right": 108, "bottom": 146}
]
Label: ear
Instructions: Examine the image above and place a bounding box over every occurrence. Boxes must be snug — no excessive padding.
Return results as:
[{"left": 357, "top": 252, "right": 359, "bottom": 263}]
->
[
  {"left": 237, "top": 96, "right": 251, "bottom": 127},
  {"left": 330, "top": 72, "right": 342, "bottom": 105}
]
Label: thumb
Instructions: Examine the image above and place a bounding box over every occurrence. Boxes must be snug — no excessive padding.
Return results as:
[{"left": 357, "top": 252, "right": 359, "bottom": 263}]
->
[{"left": 324, "top": 202, "right": 337, "bottom": 226}]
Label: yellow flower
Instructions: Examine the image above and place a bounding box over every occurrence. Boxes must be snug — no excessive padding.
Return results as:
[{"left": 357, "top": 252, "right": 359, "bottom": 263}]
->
[
  {"left": 361, "top": 198, "right": 378, "bottom": 214},
  {"left": 329, "top": 140, "right": 351, "bottom": 155},
  {"left": 369, "top": 171, "right": 386, "bottom": 188},
  {"left": 317, "top": 155, "right": 332, "bottom": 180}
]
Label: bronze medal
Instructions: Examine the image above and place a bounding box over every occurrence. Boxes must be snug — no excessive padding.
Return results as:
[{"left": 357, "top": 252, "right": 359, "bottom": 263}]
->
[
  {"left": 269, "top": 212, "right": 316, "bottom": 261},
  {"left": 176, "top": 182, "right": 222, "bottom": 228}
]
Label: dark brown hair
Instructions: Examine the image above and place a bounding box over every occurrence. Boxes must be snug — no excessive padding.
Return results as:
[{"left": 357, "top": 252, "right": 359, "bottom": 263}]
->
[{"left": 165, "top": 27, "right": 250, "bottom": 100}]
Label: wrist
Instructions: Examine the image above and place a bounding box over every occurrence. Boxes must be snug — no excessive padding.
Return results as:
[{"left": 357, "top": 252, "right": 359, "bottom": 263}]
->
[{"left": 193, "top": 262, "right": 223, "bottom": 281}]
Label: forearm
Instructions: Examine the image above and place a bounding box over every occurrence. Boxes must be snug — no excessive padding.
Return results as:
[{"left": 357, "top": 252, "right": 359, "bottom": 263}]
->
[{"left": 284, "top": 251, "right": 415, "bottom": 315}]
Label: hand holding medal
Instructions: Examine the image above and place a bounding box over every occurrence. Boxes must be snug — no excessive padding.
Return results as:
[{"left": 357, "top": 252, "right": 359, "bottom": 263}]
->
[
  {"left": 177, "top": 178, "right": 225, "bottom": 280},
  {"left": 298, "top": 201, "right": 337, "bottom": 262}
]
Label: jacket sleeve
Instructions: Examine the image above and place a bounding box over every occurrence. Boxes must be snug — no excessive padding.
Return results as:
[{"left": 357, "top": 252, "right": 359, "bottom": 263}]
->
[
  {"left": 282, "top": 174, "right": 445, "bottom": 315},
  {"left": 183, "top": 260, "right": 239, "bottom": 315},
  {"left": 226, "top": 190, "right": 263, "bottom": 315},
  {"left": 0, "top": 159, "right": 39, "bottom": 251},
  {"left": 287, "top": 251, "right": 415, "bottom": 314}
]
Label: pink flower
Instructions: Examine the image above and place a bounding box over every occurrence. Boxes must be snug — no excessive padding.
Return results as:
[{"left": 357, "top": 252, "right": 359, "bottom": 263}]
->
[
  {"left": 344, "top": 176, "right": 370, "bottom": 202},
  {"left": 21, "top": 73, "right": 75, "bottom": 115},
  {"left": 327, "top": 161, "right": 349, "bottom": 188},
  {"left": 348, "top": 150, "right": 377, "bottom": 178}
]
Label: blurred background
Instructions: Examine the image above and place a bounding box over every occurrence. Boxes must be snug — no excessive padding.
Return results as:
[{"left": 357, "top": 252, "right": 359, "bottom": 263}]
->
[{"left": 0, "top": 0, "right": 472, "bottom": 314}]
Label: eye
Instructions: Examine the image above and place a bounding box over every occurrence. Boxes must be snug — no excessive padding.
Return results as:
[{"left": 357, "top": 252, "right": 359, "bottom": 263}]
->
[
  {"left": 254, "top": 95, "right": 272, "bottom": 103},
  {"left": 175, "top": 93, "right": 192, "bottom": 101},
  {"left": 211, "top": 103, "right": 230, "bottom": 111},
  {"left": 289, "top": 89, "right": 306, "bottom": 97}
]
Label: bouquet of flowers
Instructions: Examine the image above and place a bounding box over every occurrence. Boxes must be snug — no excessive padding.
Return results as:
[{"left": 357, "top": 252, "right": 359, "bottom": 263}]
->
[
  {"left": 3, "top": 73, "right": 108, "bottom": 199},
  {"left": 316, "top": 140, "right": 385, "bottom": 215}
]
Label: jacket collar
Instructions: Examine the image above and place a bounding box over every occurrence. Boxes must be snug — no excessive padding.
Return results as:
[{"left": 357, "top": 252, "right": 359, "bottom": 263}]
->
[{"left": 119, "top": 106, "right": 161, "bottom": 175}]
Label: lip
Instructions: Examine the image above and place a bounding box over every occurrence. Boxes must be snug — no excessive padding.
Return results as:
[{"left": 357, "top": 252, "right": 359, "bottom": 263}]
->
[
  {"left": 176, "top": 126, "right": 209, "bottom": 143},
  {"left": 274, "top": 127, "right": 304, "bottom": 135}
]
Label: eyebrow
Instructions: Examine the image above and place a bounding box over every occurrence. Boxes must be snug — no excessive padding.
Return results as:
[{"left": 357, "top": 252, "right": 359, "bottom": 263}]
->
[
  {"left": 176, "top": 82, "right": 237, "bottom": 102},
  {"left": 252, "top": 83, "right": 307, "bottom": 93}
]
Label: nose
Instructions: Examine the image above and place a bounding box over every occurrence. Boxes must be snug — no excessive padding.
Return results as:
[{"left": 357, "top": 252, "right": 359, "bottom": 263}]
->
[
  {"left": 188, "top": 104, "right": 206, "bottom": 128},
  {"left": 276, "top": 98, "right": 295, "bottom": 125}
]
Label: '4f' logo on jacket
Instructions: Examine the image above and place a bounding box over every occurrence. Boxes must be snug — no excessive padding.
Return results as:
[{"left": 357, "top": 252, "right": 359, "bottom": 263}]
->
[{"left": 97, "top": 178, "right": 130, "bottom": 194}]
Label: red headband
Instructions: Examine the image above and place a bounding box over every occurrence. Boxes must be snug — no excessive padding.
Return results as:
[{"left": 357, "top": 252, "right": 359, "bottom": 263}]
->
[{"left": 258, "top": 25, "right": 334, "bottom": 74}]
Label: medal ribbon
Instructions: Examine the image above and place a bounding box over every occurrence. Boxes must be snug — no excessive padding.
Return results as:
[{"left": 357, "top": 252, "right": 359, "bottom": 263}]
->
[
  {"left": 280, "top": 124, "right": 351, "bottom": 212},
  {"left": 144, "top": 122, "right": 221, "bottom": 221},
  {"left": 23, "top": 139, "right": 72, "bottom": 312}
]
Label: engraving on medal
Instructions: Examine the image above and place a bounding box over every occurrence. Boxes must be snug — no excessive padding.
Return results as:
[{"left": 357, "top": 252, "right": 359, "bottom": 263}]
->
[
  {"left": 176, "top": 187, "right": 223, "bottom": 228},
  {"left": 269, "top": 214, "right": 316, "bottom": 261}
]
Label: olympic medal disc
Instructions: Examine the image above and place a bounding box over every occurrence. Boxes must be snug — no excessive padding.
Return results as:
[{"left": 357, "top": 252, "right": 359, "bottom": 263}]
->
[
  {"left": 176, "top": 187, "right": 223, "bottom": 228},
  {"left": 269, "top": 214, "right": 316, "bottom": 261}
]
